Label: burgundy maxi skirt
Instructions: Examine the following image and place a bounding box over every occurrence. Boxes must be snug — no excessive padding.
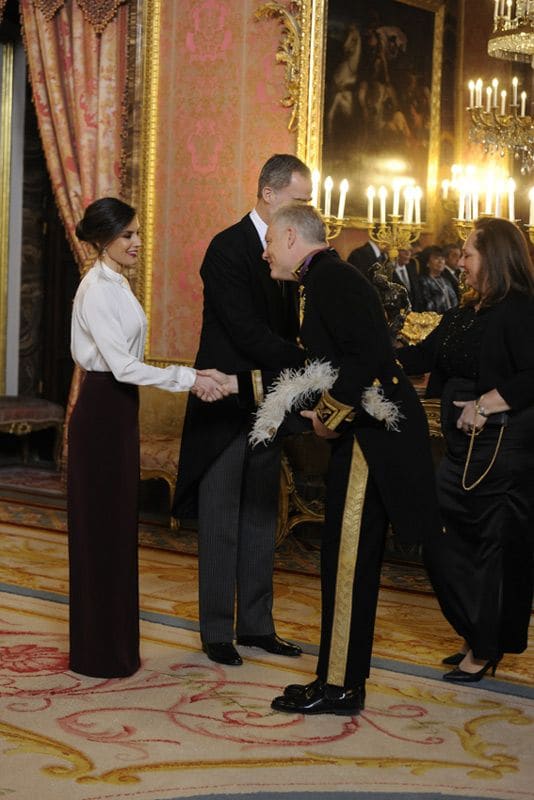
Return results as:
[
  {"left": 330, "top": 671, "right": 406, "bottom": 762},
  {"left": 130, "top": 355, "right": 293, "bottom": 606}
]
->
[{"left": 67, "top": 371, "right": 140, "bottom": 678}]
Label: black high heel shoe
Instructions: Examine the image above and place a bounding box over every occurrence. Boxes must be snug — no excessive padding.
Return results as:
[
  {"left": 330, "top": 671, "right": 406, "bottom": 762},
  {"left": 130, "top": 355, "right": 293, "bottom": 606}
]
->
[
  {"left": 443, "top": 659, "right": 499, "bottom": 683},
  {"left": 441, "top": 652, "right": 466, "bottom": 666}
]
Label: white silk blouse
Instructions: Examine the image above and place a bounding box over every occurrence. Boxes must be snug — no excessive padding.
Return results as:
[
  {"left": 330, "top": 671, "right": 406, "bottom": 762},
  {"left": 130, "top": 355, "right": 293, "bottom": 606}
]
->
[{"left": 70, "top": 261, "right": 196, "bottom": 392}]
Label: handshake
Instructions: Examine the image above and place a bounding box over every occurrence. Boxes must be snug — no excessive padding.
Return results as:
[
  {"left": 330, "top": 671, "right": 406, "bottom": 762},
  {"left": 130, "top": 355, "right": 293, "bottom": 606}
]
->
[{"left": 191, "top": 369, "right": 238, "bottom": 402}]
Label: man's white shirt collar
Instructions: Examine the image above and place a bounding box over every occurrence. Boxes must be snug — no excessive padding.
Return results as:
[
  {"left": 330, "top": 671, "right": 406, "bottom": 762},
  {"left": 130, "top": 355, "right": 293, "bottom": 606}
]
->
[{"left": 249, "top": 208, "right": 268, "bottom": 250}]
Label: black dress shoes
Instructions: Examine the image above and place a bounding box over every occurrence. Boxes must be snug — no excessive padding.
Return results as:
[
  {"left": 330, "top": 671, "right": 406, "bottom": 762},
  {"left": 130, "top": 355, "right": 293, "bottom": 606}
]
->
[
  {"left": 283, "top": 678, "right": 324, "bottom": 698},
  {"left": 236, "top": 633, "right": 302, "bottom": 657},
  {"left": 271, "top": 681, "right": 365, "bottom": 716},
  {"left": 202, "top": 642, "right": 243, "bottom": 666}
]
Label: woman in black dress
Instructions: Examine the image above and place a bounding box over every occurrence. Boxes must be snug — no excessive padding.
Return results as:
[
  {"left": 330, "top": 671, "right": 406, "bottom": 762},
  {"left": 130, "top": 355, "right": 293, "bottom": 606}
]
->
[
  {"left": 69, "top": 198, "right": 227, "bottom": 678},
  {"left": 398, "top": 217, "right": 534, "bottom": 682}
]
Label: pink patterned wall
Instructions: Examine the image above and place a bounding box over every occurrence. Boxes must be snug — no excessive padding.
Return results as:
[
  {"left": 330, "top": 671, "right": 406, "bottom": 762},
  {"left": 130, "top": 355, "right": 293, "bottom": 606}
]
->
[{"left": 148, "top": 0, "right": 295, "bottom": 362}]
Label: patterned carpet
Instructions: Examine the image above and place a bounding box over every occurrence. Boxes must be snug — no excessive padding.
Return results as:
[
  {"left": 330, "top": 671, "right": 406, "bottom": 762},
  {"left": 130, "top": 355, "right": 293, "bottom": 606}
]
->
[
  {"left": 1, "top": 584, "right": 533, "bottom": 800},
  {"left": 0, "top": 465, "right": 431, "bottom": 592},
  {"left": 0, "top": 466, "right": 533, "bottom": 799}
]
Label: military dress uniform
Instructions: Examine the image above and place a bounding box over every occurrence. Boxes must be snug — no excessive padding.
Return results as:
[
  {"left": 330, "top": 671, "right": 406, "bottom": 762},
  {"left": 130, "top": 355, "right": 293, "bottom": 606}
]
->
[{"left": 244, "top": 248, "right": 442, "bottom": 713}]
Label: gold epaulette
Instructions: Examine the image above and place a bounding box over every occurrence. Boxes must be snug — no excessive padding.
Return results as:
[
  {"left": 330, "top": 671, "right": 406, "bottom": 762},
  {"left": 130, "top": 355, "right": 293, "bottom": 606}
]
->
[{"left": 315, "top": 391, "right": 355, "bottom": 431}]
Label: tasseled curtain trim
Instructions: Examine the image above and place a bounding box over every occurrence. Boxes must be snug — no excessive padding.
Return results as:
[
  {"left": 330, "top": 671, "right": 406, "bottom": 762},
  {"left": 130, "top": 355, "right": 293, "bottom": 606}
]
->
[{"left": 31, "top": 0, "right": 129, "bottom": 34}]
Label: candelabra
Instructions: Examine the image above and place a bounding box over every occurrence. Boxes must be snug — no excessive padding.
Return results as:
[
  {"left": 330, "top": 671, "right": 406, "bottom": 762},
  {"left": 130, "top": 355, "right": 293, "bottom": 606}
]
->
[
  {"left": 365, "top": 180, "right": 424, "bottom": 261},
  {"left": 311, "top": 171, "right": 349, "bottom": 239},
  {"left": 467, "top": 76, "right": 534, "bottom": 173},
  {"left": 367, "top": 218, "right": 422, "bottom": 262}
]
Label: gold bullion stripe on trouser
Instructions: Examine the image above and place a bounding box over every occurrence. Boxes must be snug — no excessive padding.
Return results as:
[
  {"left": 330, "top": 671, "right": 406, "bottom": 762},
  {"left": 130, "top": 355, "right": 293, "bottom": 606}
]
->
[{"left": 327, "top": 437, "right": 368, "bottom": 686}]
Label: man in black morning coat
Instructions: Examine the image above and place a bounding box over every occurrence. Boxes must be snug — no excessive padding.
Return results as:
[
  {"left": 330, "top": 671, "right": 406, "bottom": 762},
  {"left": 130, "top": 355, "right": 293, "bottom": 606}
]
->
[
  {"left": 347, "top": 239, "right": 387, "bottom": 279},
  {"left": 252, "top": 203, "right": 441, "bottom": 715},
  {"left": 172, "top": 155, "right": 311, "bottom": 667}
]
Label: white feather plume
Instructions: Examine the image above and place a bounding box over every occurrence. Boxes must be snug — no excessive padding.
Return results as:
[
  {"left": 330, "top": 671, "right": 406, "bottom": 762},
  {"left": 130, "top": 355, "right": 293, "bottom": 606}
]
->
[
  {"left": 249, "top": 360, "right": 338, "bottom": 447},
  {"left": 361, "top": 385, "right": 404, "bottom": 431}
]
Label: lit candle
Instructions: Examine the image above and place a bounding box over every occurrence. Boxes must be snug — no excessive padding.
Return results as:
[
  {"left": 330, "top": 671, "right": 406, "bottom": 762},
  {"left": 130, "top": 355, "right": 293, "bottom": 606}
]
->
[
  {"left": 507, "top": 0, "right": 512, "bottom": 20},
  {"left": 404, "top": 186, "right": 414, "bottom": 225},
  {"left": 378, "top": 185, "right": 387, "bottom": 224},
  {"left": 465, "top": 188, "right": 472, "bottom": 222},
  {"left": 324, "top": 176, "right": 333, "bottom": 217},
  {"left": 468, "top": 80, "right": 475, "bottom": 108},
  {"left": 458, "top": 187, "right": 465, "bottom": 221},
  {"left": 521, "top": 90, "right": 527, "bottom": 116},
  {"left": 484, "top": 174, "right": 494, "bottom": 214},
  {"left": 441, "top": 179, "right": 450, "bottom": 200},
  {"left": 507, "top": 178, "right": 516, "bottom": 220},
  {"left": 337, "top": 179, "right": 349, "bottom": 219},
  {"left": 500, "top": 89, "right": 507, "bottom": 115},
  {"left": 392, "top": 178, "right": 402, "bottom": 217},
  {"left": 472, "top": 188, "right": 479, "bottom": 220},
  {"left": 311, "top": 169, "right": 320, "bottom": 208},
  {"left": 494, "top": 181, "right": 502, "bottom": 217},
  {"left": 499, "top": 0, "right": 505, "bottom": 15},
  {"left": 512, "top": 76, "right": 518, "bottom": 106},
  {"left": 492, "top": 78, "right": 499, "bottom": 108},
  {"left": 494, "top": 0, "right": 499, "bottom": 20},
  {"left": 413, "top": 186, "right": 422, "bottom": 224},
  {"left": 366, "top": 185, "right": 376, "bottom": 223},
  {"left": 529, "top": 187, "right": 534, "bottom": 226},
  {"left": 476, "top": 78, "right": 483, "bottom": 107},
  {"left": 486, "top": 86, "right": 492, "bottom": 113}
]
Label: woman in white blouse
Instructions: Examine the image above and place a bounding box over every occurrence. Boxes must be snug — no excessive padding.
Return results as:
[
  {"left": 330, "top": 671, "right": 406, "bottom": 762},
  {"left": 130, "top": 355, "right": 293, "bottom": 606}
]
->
[{"left": 69, "top": 197, "right": 228, "bottom": 678}]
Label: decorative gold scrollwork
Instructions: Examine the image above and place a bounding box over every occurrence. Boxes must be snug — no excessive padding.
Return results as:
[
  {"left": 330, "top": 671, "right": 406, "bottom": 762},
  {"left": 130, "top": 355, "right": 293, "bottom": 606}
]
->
[{"left": 254, "top": 1, "right": 302, "bottom": 132}]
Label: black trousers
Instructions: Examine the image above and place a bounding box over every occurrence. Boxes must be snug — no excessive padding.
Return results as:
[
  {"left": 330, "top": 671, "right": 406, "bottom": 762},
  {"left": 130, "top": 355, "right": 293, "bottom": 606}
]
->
[
  {"left": 316, "top": 435, "right": 389, "bottom": 688},
  {"left": 67, "top": 372, "right": 140, "bottom": 678}
]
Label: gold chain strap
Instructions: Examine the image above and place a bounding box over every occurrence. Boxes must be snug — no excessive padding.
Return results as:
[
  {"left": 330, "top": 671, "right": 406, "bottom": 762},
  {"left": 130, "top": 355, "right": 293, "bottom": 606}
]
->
[{"left": 461, "top": 420, "right": 505, "bottom": 491}]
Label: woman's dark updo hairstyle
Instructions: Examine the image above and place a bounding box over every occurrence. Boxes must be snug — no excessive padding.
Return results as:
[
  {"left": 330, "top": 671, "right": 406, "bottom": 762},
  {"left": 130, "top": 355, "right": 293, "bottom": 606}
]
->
[
  {"left": 418, "top": 245, "right": 443, "bottom": 275},
  {"left": 75, "top": 197, "right": 136, "bottom": 252},
  {"left": 472, "top": 217, "right": 534, "bottom": 305}
]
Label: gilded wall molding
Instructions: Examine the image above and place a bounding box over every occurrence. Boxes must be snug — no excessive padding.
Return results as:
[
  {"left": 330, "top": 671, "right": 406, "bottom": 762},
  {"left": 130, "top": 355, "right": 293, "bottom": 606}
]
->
[
  {"left": 137, "top": 0, "right": 161, "bottom": 338},
  {"left": 254, "top": 1, "right": 303, "bottom": 132},
  {"left": 0, "top": 42, "right": 14, "bottom": 394}
]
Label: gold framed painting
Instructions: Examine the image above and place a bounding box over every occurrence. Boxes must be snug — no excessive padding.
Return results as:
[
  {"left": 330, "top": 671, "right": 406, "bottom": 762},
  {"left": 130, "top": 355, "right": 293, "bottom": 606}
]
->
[{"left": 297, "top": 0, "right": 445, "bottom": 229}]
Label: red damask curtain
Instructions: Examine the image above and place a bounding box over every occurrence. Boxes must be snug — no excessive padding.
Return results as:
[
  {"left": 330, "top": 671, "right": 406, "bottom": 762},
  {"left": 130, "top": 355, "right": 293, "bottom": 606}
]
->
[
  {"left": 20, "top": 0, "right": 130, "bottom": 470},
  {"left": 0, "top": 0, "right": 7, "bottom": 25}
]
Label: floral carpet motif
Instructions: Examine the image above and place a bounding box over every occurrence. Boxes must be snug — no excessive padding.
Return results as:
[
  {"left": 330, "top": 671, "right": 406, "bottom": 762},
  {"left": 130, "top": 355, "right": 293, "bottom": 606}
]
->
[{"left": 1, "top": 590, "right": 533, "bottom": 800}]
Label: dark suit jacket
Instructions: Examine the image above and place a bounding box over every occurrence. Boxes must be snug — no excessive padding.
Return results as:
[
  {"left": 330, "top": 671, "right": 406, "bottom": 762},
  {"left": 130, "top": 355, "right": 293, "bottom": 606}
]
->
[
  {"left": 173, "top": 214, "right": 305, "bottom": 519},
  {"left": 347, "top": 242, "right": 382, "bottom": 279},
  {"left": 397, "top": 291, "right": 534, "bottom": 409},
  {"left": 442, "top": 266, "right": 461, "bottom": 300},
  {"left": 391, "top": 259, "right": 424, "bottom": 311},
  {"left": 297, "top": 249, "right": 441, "bottom": 543}
]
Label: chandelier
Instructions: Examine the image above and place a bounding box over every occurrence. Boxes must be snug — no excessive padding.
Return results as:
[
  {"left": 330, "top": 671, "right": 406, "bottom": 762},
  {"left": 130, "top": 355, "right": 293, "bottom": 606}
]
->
[
  {"left": 488, "top": 1, "right": 534, "bottom": 64},
  {"left": 467, "top": 76, "right": 534, "bottom": 172}
]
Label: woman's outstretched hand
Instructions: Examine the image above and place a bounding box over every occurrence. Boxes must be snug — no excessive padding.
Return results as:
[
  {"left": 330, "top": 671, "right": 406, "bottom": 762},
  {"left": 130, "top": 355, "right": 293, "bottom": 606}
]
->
[{"left": 191, "top": 369, "right": 238, "bottom": 402}]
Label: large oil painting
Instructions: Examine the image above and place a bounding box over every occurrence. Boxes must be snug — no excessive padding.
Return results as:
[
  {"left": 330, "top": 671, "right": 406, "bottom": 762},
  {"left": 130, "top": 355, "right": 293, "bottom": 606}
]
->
[{"left": 321, "top": 0, "right": 443, "bottom": 220}]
